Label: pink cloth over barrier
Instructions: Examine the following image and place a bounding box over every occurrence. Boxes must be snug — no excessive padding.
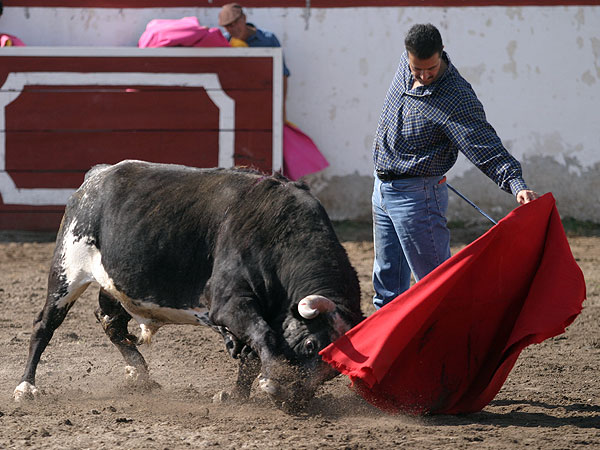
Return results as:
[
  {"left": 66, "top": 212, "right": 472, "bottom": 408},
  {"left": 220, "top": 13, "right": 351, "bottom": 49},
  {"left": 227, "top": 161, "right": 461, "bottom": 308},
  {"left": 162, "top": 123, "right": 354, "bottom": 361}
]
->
[
  {"left": 138, "top": 16, "right": 229, "bottom": 48},
  {"left": 138, "top": 19, "right": 328, "bottom": 179},
  {"left": 283, "top": 123, "right": 329, "bottom": 180},
  {"left": 1, "top": 34, "right": 25, "bottom": 47},
  {"left": 320, "top": 193, "right": 586, "bottom": 415}
]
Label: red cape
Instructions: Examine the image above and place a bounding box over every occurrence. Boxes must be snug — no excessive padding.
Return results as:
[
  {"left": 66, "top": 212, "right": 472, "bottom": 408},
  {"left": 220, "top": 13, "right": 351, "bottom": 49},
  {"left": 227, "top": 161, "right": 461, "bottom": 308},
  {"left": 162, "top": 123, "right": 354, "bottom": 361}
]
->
[{"left": 320, "top": 193, "right": 586, "bottom": 414}]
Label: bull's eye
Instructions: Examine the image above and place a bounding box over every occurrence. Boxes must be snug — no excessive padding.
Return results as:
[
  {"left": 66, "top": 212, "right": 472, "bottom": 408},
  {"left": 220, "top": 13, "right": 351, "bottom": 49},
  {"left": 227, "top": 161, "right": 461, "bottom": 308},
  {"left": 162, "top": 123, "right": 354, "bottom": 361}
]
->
[{"left": 305, "top": 339, "right": 316, "bottom": 355}]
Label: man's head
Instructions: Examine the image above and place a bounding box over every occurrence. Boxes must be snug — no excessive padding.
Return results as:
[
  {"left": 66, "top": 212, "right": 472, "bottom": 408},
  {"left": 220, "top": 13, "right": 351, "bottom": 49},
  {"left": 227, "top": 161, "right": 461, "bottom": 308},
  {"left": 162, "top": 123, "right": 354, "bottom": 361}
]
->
[
  {"left": 404, "top": 23, "right": 443, "bottom": 59},
  {"left": 219, "top": 3, "right": 248, "bottom": 40},
  {"left": 0, "top": 0, "right": 4, "bottom": 16},
  {"left": 405, "top": 24, "right": 445, "bottom": 86}
]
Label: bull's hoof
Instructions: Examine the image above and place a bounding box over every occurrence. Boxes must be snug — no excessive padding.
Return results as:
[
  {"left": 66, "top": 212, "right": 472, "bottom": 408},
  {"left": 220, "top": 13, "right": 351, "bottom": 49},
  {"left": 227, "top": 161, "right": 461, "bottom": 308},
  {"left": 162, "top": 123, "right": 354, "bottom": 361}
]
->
[
  {"left": 257, "top": 376, "right": 280, "bottom": 397},
  {"left": 124, "top": 366, "right": 161, "bottom": 391},
  {"left": 212, "top": 388, "right": 249, "bottom": 404},
  {"left": 212, "top": 390, "right": 231, "bottom": 403},
  {"left": 13, "top": 381, "right": 40, "bottom": 402}
]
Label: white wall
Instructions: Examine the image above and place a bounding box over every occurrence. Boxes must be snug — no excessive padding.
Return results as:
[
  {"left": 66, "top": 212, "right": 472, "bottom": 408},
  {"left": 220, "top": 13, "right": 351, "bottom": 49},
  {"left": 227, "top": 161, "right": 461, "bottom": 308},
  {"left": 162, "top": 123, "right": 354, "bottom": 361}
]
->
[{"left": 3, "top": 5, "right": 600, "bottom": 222}]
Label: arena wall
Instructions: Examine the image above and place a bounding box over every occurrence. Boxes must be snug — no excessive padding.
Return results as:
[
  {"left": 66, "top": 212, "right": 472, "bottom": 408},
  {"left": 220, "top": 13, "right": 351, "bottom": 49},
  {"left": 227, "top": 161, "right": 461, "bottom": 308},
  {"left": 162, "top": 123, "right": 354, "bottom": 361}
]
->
[{"left": 2, "top": 2, "right": 599, "bottom": 224}]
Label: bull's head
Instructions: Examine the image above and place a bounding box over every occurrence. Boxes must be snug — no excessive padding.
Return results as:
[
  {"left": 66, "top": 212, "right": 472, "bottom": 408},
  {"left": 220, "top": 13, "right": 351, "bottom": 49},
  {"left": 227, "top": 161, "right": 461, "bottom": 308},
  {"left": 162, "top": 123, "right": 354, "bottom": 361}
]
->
[{"left": 257, "top": 294, "right": 354, "bottom": 412}]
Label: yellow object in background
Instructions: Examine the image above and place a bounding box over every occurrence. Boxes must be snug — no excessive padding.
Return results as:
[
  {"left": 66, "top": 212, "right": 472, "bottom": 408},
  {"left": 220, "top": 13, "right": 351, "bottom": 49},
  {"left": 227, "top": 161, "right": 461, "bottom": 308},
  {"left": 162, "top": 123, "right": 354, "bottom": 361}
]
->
[{"left": 229, "top": 37, "right": 248, "bottom": 47}]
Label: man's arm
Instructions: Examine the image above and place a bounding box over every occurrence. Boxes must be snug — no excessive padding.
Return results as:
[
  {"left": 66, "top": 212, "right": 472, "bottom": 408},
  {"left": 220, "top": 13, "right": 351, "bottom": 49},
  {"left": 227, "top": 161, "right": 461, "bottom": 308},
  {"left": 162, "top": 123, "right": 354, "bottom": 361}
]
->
[{"left": 443, "top": 94, "right": 538, "bottom": 202}]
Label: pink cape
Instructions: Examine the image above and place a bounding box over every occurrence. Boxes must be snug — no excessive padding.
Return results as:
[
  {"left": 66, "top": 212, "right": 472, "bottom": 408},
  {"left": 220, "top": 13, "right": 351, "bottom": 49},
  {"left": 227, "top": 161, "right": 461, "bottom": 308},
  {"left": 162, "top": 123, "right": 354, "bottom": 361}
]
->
[
  {"left": 138, "top": 17, "right": 229, "bottom": 48},
  {"left": 137, "top": 19, "right": 327, "bottom": 178},
  {"left": 320, "top": 193, "right": 586, "bottom": 415},
  {"left": 283, "top": 123, "right": 329, "bottom": 180},
  {"left": 1, "top": 34, "right": 26, "bottom": 47}
]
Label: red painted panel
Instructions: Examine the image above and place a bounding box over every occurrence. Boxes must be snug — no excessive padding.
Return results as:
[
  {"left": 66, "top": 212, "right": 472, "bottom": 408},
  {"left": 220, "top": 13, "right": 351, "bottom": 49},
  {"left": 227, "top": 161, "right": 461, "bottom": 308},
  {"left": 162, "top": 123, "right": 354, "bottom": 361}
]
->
[
  {"left": 0, "top": 130, "right": 272, "bottom": 229},
  {"left": 6, "top": 87, "right": 219, "bottom": 131},
  {"left": 5, "top": 1, "right": 598, "bottom": 7},
  {"left": 0, "top": 56, "right": 273, "bottom": 91},
  {"left": 234, "top": 90, "right": 272, "bottom": 130},
  {"left": 5, "top": 131, "right": 221, "bottom": 173},
  {"left": 0, "top": 199, "right": 65, "bottom": 232},
  {"left": 5, "top": 131, "right": 272, "bottom": 180},
  {"left": 0, "top": 209, "right": 64, "bottom": 232},
  {"left": 0, "top": 52, "right": 278, "bottom": 230},
  {"left": 6, "top": 87, "right": 271, "bottom": 131},
  {"left": 233, "top": 130, "right": 272, "bottom": 169},
  {"left": 8, "top": 171, "right": 88, "bottom": 189}
]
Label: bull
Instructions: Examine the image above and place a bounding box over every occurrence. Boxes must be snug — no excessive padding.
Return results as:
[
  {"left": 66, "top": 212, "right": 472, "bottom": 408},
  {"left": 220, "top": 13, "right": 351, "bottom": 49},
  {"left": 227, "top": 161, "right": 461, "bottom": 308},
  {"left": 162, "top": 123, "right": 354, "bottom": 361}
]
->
[{"left": 13, "top": 160, "right": 363, "bottom": 411}]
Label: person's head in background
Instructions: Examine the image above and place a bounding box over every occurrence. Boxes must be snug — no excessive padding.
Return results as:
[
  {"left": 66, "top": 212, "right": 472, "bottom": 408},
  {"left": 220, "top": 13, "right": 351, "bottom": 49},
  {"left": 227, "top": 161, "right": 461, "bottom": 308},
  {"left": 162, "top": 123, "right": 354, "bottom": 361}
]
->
[{"left": 219, "top": 3, "right": 252, "bottom": 42}]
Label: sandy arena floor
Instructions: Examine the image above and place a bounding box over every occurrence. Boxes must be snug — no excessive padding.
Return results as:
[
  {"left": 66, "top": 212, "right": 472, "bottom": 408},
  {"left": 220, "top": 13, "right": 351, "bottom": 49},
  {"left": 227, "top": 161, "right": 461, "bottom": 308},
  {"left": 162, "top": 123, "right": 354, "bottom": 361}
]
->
[{"left": 0, "top": 223, "right": 598, "bottom": 449}]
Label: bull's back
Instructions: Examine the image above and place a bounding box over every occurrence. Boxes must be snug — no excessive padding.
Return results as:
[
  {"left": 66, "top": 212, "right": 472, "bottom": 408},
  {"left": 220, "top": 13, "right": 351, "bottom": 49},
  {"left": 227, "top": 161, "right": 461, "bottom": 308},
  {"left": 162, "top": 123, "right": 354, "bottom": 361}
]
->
[{"left": 65, "top": 161, "right": 260, "bottom": 308}]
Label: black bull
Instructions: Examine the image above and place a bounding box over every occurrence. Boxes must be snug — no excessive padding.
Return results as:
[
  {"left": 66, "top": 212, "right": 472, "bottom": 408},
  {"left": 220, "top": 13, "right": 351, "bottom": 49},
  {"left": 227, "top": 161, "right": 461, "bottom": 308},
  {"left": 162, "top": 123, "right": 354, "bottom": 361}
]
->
[{"left": 14, "top": 161, "right": 364, "bottom": 410}]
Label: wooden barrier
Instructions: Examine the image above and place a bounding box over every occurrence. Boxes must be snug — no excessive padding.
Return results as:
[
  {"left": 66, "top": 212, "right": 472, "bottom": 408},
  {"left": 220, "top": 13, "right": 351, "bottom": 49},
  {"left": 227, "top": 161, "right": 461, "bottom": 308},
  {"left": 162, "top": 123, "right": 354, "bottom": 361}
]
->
[{"left": 0, "top": 47, "right": 283, "bottom": 230}]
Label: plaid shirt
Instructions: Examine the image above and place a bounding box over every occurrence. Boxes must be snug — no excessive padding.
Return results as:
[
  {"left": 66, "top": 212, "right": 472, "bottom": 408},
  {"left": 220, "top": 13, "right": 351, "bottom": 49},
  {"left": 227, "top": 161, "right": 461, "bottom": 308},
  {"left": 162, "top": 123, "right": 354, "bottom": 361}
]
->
[{"left": 372, "top": 51, "right": 527, "bottom": 195}]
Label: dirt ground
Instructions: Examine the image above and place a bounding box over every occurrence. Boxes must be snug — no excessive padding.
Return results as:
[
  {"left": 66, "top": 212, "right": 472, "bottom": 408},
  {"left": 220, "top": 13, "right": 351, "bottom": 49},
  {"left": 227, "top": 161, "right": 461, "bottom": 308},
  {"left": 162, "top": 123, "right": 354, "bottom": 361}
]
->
[{"left": 0, "top": 222, "right": 598, "bottom": 450}]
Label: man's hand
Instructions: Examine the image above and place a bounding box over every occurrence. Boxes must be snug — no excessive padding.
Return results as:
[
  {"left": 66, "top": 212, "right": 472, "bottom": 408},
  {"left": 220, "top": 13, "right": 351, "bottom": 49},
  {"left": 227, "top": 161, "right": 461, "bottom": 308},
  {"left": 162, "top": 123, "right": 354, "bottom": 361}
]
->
[{"left": 517, "top": 189, "right": 539, "bottom": 205}]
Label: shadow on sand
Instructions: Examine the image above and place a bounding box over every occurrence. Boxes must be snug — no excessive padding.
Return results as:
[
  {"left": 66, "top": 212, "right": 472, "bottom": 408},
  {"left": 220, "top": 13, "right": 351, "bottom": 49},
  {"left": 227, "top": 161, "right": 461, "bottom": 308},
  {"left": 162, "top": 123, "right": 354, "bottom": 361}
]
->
[{"left": 309, "top": 392, "right": 600, "bottom": 430}]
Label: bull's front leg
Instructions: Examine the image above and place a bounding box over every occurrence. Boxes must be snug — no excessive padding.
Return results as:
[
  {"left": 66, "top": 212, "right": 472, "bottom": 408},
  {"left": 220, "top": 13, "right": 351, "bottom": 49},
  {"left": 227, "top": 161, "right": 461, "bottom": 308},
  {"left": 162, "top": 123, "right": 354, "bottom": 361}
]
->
[
  {"left": 209, "top": 296, "right": 293, "bottom": 403},
  {"left": 214, "top": 325, "right": 259, "bottom": 400},
  {"left": 232, "top": 349, "right": 260, "bottom": 400}
]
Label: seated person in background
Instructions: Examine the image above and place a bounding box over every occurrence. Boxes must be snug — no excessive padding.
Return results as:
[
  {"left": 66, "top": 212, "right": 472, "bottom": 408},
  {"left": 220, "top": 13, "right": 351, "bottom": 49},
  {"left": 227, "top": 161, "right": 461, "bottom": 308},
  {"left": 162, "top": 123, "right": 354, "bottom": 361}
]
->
[
  {"left": 0, "top": 1, "right": 26, "bottom": 46},
  {"left": 218, "top": 3, "right": 290, "bottom": 117},
  {"left": 218, "top": 3, "right": 328, "bottom": 181}
]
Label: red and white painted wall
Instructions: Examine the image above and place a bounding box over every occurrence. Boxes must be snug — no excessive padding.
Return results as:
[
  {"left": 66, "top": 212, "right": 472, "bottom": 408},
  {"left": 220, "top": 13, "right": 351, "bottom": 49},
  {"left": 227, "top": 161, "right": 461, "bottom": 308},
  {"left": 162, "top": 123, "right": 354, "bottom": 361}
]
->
[
  {"left": 2, "top": 1, "right": 599, "bottom": 227},
  {"left": 0, "top": 46, "right": 282, "bottom": 230}
]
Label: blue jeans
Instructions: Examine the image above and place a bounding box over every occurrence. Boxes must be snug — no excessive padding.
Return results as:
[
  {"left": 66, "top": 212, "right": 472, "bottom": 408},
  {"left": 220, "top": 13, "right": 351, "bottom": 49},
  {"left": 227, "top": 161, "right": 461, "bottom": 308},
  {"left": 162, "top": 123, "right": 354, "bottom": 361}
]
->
[{"left": 372, "top": 174, "right": 451, "bottom": 309}]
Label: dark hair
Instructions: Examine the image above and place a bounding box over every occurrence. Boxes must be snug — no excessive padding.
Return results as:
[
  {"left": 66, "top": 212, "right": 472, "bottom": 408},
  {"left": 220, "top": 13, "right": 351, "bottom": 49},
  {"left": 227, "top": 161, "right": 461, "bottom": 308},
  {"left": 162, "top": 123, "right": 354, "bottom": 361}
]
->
[
  {"left": 0, "top": 1, "right": 3, "bottom": 16},
  {"left": 404, "top": 24, "right": 443, "bottom": 59}
]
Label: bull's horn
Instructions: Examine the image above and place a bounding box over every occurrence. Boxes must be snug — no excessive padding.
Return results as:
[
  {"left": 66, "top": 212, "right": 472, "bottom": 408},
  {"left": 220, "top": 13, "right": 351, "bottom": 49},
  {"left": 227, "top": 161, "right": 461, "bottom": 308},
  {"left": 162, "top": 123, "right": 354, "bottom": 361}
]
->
[{"left": 298, "top": 295, "right": 336, "bottom": 319}]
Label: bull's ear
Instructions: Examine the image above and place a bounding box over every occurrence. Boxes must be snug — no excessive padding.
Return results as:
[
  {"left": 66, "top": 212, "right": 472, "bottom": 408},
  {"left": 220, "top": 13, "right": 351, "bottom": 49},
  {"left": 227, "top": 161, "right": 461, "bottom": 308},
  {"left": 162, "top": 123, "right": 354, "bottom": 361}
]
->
[{"left": 297, "top": 295, "right": 336, "bottom": 319}]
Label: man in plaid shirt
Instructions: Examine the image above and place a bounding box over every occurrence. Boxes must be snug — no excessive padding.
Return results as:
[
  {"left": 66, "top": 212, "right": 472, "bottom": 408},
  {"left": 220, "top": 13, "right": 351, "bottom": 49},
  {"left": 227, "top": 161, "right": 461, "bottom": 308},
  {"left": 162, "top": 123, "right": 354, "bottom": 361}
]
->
[{"left": 371, "top": 23, "right": 538, "bottom": 310}]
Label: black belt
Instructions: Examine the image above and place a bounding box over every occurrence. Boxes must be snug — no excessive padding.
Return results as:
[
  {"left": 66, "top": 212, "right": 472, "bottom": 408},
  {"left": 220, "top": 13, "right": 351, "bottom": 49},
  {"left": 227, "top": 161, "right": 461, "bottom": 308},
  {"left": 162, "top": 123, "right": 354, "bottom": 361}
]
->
[{"left": 376, "top": 170, "right": 419, "bottom": 181}]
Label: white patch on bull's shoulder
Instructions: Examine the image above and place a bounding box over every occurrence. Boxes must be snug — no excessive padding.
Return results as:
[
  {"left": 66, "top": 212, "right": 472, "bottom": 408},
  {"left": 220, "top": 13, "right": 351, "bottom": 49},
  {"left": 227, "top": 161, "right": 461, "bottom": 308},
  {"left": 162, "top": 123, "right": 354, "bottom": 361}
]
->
[{"left": 14, "top": 381, "right": 39, "bottom": 402}]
